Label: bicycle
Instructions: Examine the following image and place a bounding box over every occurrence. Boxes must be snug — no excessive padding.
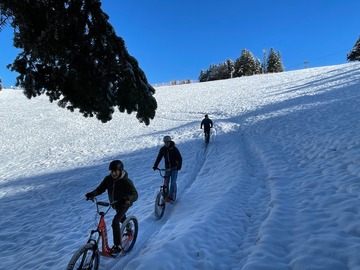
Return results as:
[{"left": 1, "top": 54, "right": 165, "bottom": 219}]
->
[
  {"left": 154, "top": 168, "right": 176, "bottom": 220},
  {"left": 66, "top": 198, "right": 138, "bottom": 270}
]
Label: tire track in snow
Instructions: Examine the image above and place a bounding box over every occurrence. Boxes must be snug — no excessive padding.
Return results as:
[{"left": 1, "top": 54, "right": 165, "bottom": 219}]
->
[
  {"left": 239, "top": 123, "right": 299, "bottom": 269},
  {"left": 199, "top": 121, "right": 273, "bottom": 268}
]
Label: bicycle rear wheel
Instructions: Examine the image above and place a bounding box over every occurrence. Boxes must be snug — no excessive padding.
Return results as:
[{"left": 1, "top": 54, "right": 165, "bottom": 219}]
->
[
  {"left": 66, "top": 243, "right": 99, "bottom": 270},
  {"left": 154, "top": 192, "right": 166, "bottom": 220},
  {"left": 121, "top": 216, "right": 138, "bottom": 253}
]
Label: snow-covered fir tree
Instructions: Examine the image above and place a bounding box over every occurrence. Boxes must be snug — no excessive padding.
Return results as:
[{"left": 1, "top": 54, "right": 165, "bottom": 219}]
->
[
  {"left": 347, "top": 35, "right": 360, "bottom": 61},
  {"left": 267, "top": 48, "right": 284, "bottom": 73},
  {"left": 198, "top": 60, "right": 233, "bottom": 82},
  {"left": 233, "top": 49, "right": 257, "bottom": 77}
]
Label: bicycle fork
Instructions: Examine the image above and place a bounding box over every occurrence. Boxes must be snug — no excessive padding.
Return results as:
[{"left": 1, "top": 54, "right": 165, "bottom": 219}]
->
[{"left": 160, "top": 178, "right": 168, "bottom": 204}]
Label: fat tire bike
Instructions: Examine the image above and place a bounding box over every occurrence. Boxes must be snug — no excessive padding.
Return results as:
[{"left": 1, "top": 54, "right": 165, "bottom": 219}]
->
[
  {"left": 154, "top": 168, "right": 176, "bottom": 220},
  {"left": 66, "top": 198, "right": 138, "bottom": 270}
]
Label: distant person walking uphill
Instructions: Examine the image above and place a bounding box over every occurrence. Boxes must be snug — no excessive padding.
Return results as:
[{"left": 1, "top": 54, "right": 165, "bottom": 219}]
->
[{"left": 200, "top": 114, "right": 213, "bottom": 143}]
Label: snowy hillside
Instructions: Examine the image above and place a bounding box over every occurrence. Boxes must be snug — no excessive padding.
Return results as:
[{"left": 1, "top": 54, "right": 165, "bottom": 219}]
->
[{"left": 1, "top": 62, "right": 360, "bottom": 270}]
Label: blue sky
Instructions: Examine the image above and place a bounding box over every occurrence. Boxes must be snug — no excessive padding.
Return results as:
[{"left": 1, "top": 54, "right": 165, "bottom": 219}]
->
[{"left": 0, "top": 0, "right": 359, "bottom": 87}]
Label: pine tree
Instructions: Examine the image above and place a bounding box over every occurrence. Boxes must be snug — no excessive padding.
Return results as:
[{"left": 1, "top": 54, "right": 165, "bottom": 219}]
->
[
  {"left": 267, "top": 48, "right": 284, "bottom": 73},
  {"left": 233, "top": 49, "right": 257, "bottom": 77},
  {"left": 198, "top": 61, "right": 233, "bottom": 82},
  {"left": 254, "top": 58, "right": 262, "bottom": 74},
  {"left": 198, "top": 70, "right": 208, "bottom": 82},
  {"left": 225, "top": 59, "right": 234, "bottom": 78},
  {"left": 277, "top": 51, "right": 284, "bottom": 72},
  {"left": 0, "top": 0, "right": 157, "bottom": 124},
  {"left": 347, "top": 36, "right": 360, "bottom": 61},
  {"left": 214, "top": 61, "right": 232, "bottom": 80}
]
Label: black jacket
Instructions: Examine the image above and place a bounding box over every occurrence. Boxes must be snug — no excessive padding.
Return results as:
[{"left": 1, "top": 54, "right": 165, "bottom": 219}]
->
[
  {"left": 89, "top": 170, "right": 138, "bottom": 208},
  {"left": 154, "top": 141, "right": 182, "bottom": 170},
  {"left": 201, "top": 118, "right": 213, "bottom": 131}
]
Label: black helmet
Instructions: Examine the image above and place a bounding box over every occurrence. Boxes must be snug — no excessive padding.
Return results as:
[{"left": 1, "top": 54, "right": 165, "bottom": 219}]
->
[
  {"left": 205, "top": 114, "right": 208, "bottom": 118},
  {"left": 163, "top": 135, "right": 171, "bottom": 142},
  {"left": 109, "top": 160, "right": 124, "bottom": 171}
]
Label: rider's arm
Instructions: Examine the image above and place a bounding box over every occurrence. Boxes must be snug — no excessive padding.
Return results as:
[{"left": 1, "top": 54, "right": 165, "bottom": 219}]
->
[
  {"left": 153, "top": 148, "right": 164, "bottom": 168},
  {"left": 91, "top": 177, "right": 108, "bottom": 196},
  {"left": 128, "top": 181, "right": 138, "bottom": 203}
]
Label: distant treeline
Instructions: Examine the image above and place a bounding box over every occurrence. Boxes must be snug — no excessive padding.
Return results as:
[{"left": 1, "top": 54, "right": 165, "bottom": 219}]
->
[
  {"left": 199, "top": 48, "right": 284, "bottom": 82},
  {"left": 151, "top": 35, "right": 360, "bottom": 87}
]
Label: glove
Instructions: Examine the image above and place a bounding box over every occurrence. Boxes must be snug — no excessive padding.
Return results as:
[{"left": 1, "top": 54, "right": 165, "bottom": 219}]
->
[
  {"left": 117, "top": 197, "right": 131, "bottom": 206},
  {"left": 152, "top": 166, "right": 158, "bottom": 171},
  {"left": 177, "top": 166, "right": 181, "bottom": 171},
  {"left": 85, "top": 192, "right": 94, "bottom": 201},
  {"left": 124, "top": 197, "right": 131, "bottom": 205}
]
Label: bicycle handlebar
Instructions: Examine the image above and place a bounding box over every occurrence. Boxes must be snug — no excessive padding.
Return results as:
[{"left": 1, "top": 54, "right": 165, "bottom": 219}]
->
[
  {"left": 97, "top": 201, "right": 110, "bottom": 207},
  {"left": 89, "top": 197, "right": 118, "bottom": 215},
  {"left": 155, "top": 167, "right": 177, "bottom": 177},
  {"left": 155, "top": 167, "right": 177, "bottom": 171}
]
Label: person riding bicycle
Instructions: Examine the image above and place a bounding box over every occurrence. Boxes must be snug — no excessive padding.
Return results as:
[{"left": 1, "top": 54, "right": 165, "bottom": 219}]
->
[
  {"left": 152, "top": 136, "right": 182, "bottom": 203},
  {"left": 85, "top": 160, "right": 138, "bottom": 256},
  {"left": 200, "top": 114, "right": 213, "bottom": 143}
]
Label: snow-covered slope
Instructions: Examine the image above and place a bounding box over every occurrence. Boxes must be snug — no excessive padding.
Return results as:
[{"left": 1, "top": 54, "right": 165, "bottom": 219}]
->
[{"left": 1, "top": 62, "right": 360, "bottom": 270}]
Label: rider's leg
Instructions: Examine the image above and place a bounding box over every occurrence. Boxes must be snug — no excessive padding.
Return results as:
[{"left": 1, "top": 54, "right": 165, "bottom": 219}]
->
[
  {"left": 112, "top": 206, "right": 129, "bottom": 245},
  {"left": 169, "top": 170, "right": 178, "bottom": 200},
  {"left": 204, "top": 129, "right": 210, "bottom": 143},
  {"left": 165, "top": 174, "right": 171, "bottom": 197}
]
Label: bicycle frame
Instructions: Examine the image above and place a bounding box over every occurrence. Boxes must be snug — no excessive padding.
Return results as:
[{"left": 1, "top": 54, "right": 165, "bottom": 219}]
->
[
  {"left": 66, "top": 199, "right": 138, "bottom": 270},
  {"left": 87, "top": 199, "right": 114, "bottom": 257},
  {"left": 159, "top": 168, "right": 179, "bottom": 196}
]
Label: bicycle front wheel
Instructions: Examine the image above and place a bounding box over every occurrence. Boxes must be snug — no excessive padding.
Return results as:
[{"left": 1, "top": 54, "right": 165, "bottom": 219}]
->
[
  {"left": 66, "top": 243, "right": 100, "bottom": 270},
  {"left": 154, "top": 192, "right": 166, "bottom": 220},
  {"left": 121, "top": 216, "right": 138, "bottom": 253}
]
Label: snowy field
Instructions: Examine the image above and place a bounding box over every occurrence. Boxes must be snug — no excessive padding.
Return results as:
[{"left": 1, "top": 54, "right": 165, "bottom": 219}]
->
[{"left": 1, "top": 62, "right": 360, "bottom": 270}]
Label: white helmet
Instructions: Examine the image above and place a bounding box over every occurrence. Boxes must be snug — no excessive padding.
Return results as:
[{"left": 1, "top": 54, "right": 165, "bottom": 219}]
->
[{"left": 163, "top": 135, "right": 171, "bottom": 142}]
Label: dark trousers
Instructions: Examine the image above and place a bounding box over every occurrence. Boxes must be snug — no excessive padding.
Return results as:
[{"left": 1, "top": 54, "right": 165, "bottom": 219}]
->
[
  {"left": 204, "top": 128, "right": 210, "bottom": 143},
  {"left": 112, "top": 205, "right": 129, "bottom": 245}
]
